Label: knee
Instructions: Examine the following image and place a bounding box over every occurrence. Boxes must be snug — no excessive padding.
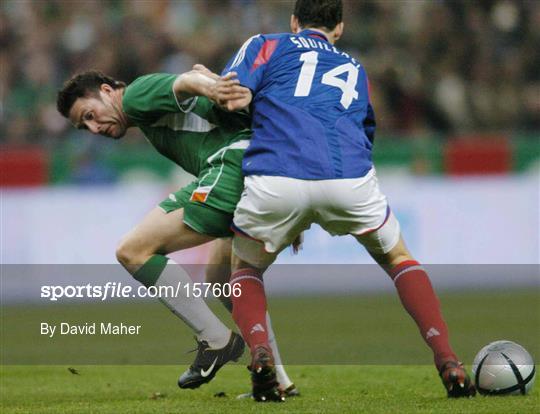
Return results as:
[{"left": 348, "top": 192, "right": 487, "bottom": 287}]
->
[
  {"left": 369, "top": 238, "right": 415, "bottom": 271},
  {"left": 387, "top": 249, "right": 413, "bottom": 268},
  {"left": 379, "top": 251, "right": 413, "bottom": 270},
  {"left": 116, "top": 235, "right": 150, "bottom": 268},
  {"left": 383, "top": 237, "right": 414, "bottom": 267},
  {"left": 115, "top": 237, "right": 133, "bottom": 267}
]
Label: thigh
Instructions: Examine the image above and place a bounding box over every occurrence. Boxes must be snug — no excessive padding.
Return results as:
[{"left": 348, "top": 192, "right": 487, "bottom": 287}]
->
[{"left": 122, "top": 207, "right": 214, "bottom": 256}]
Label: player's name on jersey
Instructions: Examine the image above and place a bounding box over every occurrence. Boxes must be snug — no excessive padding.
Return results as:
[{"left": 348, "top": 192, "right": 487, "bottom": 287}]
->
[
  {"left": 40, "top": 322, "right": 142, "bottom": 337},
  {"left": 288, "top": 35, "right": 361, "bottom": 69}
]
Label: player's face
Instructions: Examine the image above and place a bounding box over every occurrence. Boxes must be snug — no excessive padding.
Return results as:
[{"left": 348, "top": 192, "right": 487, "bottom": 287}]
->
[{"left": 68, "top": 87, "right": 128, "bottom": 139}]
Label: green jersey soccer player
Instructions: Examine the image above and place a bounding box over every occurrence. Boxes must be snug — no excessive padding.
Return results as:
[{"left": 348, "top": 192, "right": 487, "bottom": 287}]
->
[
  {"left": 56, "top": 68, "right": 296, "bottom": 394},
  {"left": 123, "top": 73, "right": 250, "bottom": 237}
]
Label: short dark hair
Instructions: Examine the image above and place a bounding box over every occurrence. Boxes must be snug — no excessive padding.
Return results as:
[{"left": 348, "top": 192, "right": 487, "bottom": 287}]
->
[
  {"left": 56, "top": 70, "right": 126, "bottom": 118},
  {"left": 293, "top": 0, "right": 343, "bottom": 31}
]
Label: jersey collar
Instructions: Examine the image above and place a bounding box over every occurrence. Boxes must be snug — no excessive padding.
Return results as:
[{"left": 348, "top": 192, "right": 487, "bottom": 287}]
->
[{"left": 299, "top": 29, "right": 329, "bottom": 42}]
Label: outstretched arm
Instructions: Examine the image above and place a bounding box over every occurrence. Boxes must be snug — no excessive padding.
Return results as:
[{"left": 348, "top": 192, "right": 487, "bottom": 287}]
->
[{"left": 173, "top": 65, "right": 251, "bottom": 109}]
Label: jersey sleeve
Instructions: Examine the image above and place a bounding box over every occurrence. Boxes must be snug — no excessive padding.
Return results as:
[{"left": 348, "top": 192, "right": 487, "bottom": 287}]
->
[
  {"left": 124, "top": 74, "right": 252, "bottom": 135},
  {"left": 122, "top": 74, "right": 184, "bottom": 125},
  {"left": 191, "top": 97, "right": 252, "bottom": 131},
  {"left": 222, "top": 34, "right": 280, "bottom": 93}
]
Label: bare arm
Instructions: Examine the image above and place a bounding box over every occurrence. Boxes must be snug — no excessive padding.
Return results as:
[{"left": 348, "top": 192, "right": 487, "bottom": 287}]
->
[
  {"left": 173, "top": 65, "right": 252, "bottom": 109},
  {"left": 172, "top": 69, "right": 218, "bottom": 102}
]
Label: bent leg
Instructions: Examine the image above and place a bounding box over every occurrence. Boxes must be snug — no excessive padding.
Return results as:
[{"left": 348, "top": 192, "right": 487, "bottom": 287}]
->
[
  {"left": 116, "top": 207, "right": 214, "bottom": 274},
  {"left": 116, "top": 207, "right": 230, "bottom": 348},
  {"left": 356, "top": 223, "right": 458, "bottom": 369}
]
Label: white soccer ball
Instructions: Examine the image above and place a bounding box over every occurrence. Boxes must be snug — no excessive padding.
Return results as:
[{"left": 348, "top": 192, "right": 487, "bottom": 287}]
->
[{"left": 472, "top": 340, "right": 536, "bottom": 395}]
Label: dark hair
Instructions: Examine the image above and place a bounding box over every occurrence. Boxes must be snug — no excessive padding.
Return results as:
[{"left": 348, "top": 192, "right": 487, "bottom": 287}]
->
[
  {"left": 56, "top": 70, "right": 126, "bottom": 118},
  {"left": 293, "top": 0, "right": 343, "bottom": 31}
]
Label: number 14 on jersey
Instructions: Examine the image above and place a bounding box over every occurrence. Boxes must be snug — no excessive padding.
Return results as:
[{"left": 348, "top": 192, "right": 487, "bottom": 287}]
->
[{"left": 293, "top": 51, "right": 359, "bottom": 109}]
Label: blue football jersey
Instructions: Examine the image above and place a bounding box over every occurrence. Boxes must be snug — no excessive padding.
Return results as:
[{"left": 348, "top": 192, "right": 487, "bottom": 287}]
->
[{"left": 223, "top": 29, "right": 376, "bottom": 180}]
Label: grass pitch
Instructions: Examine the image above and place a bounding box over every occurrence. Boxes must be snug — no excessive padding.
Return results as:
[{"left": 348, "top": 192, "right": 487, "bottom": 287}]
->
[
  {"left": 2, "top": 365, "right": 538, "bottom": 413},
  {"left": 1, "top": 291, "right": 539, "bottom": 413}
]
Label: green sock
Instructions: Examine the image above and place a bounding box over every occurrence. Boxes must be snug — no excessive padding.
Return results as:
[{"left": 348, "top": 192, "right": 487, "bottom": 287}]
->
[{"left": 133, "top": 254, "right": 168, "bottom": 287}]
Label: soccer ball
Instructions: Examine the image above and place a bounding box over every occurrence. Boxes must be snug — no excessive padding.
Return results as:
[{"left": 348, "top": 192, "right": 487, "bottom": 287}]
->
[{"left": 472, "top": 340, "right": 536, "bottom": 395}]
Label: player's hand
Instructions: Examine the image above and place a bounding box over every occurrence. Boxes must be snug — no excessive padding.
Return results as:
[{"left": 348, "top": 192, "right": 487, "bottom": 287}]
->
[
  {"left": 192, "top": 64, "right": 220, "bottom": 81},
  {"left": 213, "top": 72, "right": 252, "bottom": 111}
]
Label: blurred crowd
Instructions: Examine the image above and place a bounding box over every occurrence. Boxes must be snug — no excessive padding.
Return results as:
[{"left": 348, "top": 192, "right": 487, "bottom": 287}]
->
[{"left": 1, "top": 0, "right": 539, "bottom": 148}]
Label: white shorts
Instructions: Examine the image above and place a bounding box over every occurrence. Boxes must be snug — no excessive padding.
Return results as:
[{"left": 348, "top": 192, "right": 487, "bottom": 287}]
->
[{"left": 232, "top": 168, "right": 401, "bottom": 268}]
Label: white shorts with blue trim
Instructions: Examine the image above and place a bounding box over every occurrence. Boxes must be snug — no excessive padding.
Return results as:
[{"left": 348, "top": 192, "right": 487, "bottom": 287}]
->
[{"left": 232, "top": 168, "right": 401, "bottom": 268}]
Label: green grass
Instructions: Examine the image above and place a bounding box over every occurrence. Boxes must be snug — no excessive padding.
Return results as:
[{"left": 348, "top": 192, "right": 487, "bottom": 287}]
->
[
  {"left": 1, "top": 291, "right": 539, "bottom": 412},
  {"left": 1, "top": 365, "right": 538, "bottom": 413}
]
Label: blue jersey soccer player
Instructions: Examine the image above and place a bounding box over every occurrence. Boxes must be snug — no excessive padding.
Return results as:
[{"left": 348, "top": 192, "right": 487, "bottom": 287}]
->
[{"left": 213, "top": 0, "right": 476, "bottom": 401}]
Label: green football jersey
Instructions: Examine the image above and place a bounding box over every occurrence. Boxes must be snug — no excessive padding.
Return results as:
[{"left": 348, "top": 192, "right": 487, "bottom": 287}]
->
[{"left": 122, "top": 73, "right": 251, "bottom": 177}]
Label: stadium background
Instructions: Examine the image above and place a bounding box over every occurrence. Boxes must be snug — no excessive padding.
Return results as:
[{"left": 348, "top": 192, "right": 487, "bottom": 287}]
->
[
  {"left": 2, "top": 0, "right": 538, "bottom": 269},
  {"left": 1, "top": 2, "right": 539, "bottom": 412}
]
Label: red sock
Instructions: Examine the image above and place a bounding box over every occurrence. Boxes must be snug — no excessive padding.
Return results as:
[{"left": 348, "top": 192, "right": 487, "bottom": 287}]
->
[
  {"left": 230, "top": 268, "right": 269, "bottom": 353},
  {"left": 389, "top": 260, "right": 457, "bottom": 369}
]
